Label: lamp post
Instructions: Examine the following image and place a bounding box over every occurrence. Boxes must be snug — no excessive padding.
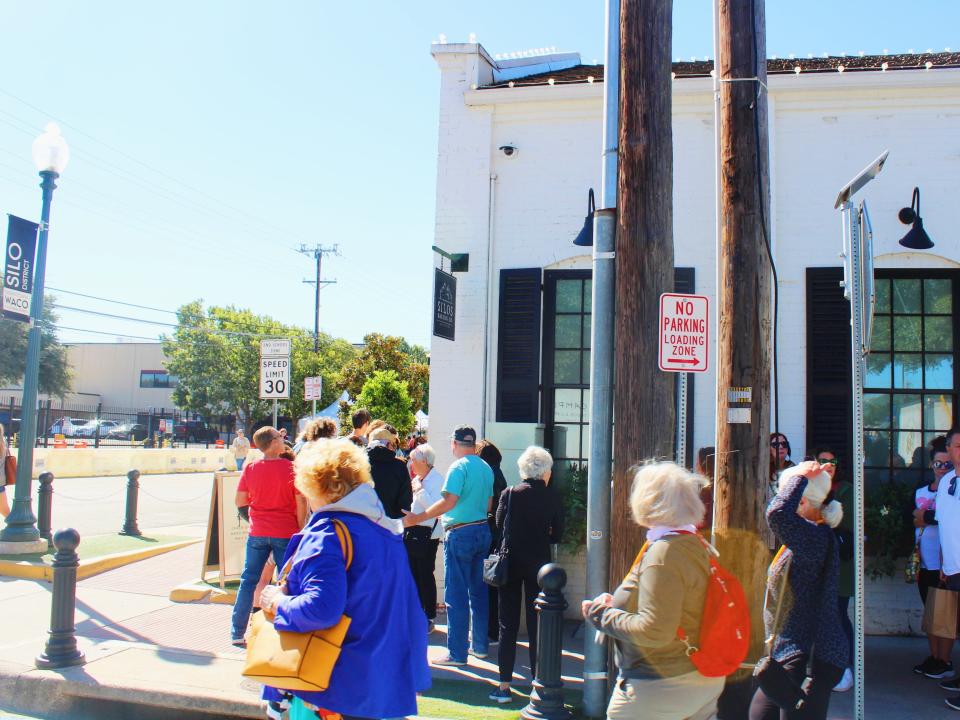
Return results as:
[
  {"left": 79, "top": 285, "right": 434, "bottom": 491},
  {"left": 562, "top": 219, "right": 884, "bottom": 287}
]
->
[{"left": 0, "top": 123, "right": 68, "bottom": 551}]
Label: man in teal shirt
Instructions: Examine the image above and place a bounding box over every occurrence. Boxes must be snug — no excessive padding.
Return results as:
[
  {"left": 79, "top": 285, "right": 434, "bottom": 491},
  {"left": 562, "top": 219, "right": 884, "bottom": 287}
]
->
[{"left": 403, "top": 425, "right": 493, "bottom": 665}]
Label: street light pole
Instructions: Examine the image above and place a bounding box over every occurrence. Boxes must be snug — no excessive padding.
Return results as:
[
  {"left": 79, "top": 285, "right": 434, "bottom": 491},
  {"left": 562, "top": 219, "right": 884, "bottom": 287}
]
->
[{"left": 1, "top": 123, "right": 69, "bottom": 549}]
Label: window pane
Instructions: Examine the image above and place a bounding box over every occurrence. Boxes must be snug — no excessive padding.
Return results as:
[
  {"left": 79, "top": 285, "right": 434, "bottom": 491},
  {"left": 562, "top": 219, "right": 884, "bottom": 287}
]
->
[
  {"left": 870, "top": 316, "right": 890, "bottom": 352},
  {"left": 893, "top": 316, "right": 921, "bottom": 351},
  {"left": 582, "top": 424, "right": 591, "bottom": 461},
  {"left": 893, "top": 354, "right": 922, "bottom": 389},
  {"left": 924, "top": 394, "right": 953, "bottom": 430},
  {"left": 894, "top": 469, "right": 923, "bottom": 487},
  {"left": 581, "top": 350, "right": 592, "bottom": 384},
  {"left": 875, "top": 278, "right": 890, "bottom": 314},
  {"left": 555, "top": 315, "right": 581, "bottom": 349},
  {"left": 924, "top": 354, "right": 954, "bottom": 389},
  {"left": 583, "top": 314, "right": 592, "bottom": 349},
  {"left": 554, "top": 351, "right": 580, "bottom": 383},
  {"left": 924, "top": 316, "right": 953, "bottom": 352},
  {"left": 892, "top": 279, "right": 921, "bottom": 313},
  {"left": 865, "top": 431, "right": 890, "bottom": 466},
  {"left": 581, "top": 389, "right": 591, "bottom": 419},
  {"left": 865, "top": 468, "right": 889, "bottom": 490},
  {"left": 892, "top": 430, "right": 923, "bottom": 470},
  {"left": 583, "top": 280, "right": 593, "bottom": 313},
  {"left": 892, "top": 394, "right": 921, "bottom": 429},
  {"left": 554, "top": 389, "right": 584, "bottom": 423},
  {"left": 864, "top": 393, "right": 891, "bottom": 428},
  {"left": 556, "top": 280, "right": 582, "bottom": 312},
  {"left": 924, "top": 278, "right": 952, "bottom": 314},
  {"left": 552, "top": 424, "right": 581, "bottom": 461},
  {"left": 866, "top": 354, "right": 891, "bottom": 388}
]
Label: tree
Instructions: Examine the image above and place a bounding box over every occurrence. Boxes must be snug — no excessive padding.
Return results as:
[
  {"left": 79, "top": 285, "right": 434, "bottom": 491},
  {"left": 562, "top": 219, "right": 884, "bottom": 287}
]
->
[
  {"left": 354, "top": 370, "right": 415, "bottom": 435},
  {"left": 162, "top": 301, "right": 357, "bottom": 430},
  {"left": 0, "top": 295, "right": 72, "bottom": 397},
  {"left": 339, "top": 334, "right": 429, "bottom": 413}
]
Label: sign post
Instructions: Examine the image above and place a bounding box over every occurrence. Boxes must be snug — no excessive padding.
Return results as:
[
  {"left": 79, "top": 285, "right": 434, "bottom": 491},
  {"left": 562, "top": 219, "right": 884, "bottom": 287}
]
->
[
  {"left": 658, "top": 293, "right": 709, "bottom": 374},
  {"left": 304, "top": 376, "right": 323, "bottom": 417},
  {"left": 259, "top": 339, "right": 290, "bottom": 429}
]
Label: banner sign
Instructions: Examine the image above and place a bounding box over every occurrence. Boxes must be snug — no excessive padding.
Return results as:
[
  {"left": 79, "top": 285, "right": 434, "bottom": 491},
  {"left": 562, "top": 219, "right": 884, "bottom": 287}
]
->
[
  {"left": 432, "top": 268, "right": 456, "bottom": 341},
  {"left": 2, "top": 215, "right": 39, "bottom": 322}
]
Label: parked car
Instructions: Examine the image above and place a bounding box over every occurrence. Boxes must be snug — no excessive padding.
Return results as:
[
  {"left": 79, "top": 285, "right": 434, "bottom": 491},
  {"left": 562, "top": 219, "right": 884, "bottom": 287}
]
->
[
  {"left": 106, "top": 423, "right": 148, "bottom": 441},
  {"left": 75, "top": 420, "right": 121, "bottom": 438},
  {"left": 47, "top": 418, "right": 91, "bottom": 438},
  {"left": 173, "top": 420, "right": 218, "bottom": 443}
]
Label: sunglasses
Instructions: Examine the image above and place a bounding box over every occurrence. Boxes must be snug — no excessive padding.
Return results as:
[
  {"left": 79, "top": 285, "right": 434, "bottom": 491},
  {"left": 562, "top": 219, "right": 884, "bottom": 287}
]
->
[
  {"left": 771, "top": 441, "right": 788, "bottom": 448},
  {"left": 817, "top": 457, "right": 838, "bottom": 466},
  {"left": 934, "top": 460, "right": 955, "bottom": 470}
]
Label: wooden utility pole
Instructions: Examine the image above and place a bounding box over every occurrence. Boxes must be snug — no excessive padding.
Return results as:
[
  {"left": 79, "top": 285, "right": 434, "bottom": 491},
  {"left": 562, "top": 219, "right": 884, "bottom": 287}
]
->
[
  {"left": 610, "top": 0, "right": 675, "bottom": 584},
  {"left": 714, "top": 0, "right": 772, "bottom": 698}
]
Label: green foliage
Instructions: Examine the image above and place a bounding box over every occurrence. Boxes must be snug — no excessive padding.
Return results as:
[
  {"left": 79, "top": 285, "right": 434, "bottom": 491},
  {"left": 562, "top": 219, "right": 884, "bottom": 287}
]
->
[
  {"left": 0, "top": 296, "right": 71, "bottom": 397},
  {"left": 339, "top": 333, "right": 430, "bottom": 413},
  {"left": 560, "top": 463, "right": 589, "bottom": 553},
  {"left": 353, "top": 370, "right": 416, "bottom": 435},
  {"left": 865, "top": 480, "right": 916, "bottom": 579},
  {"left": 161, "top": 301, "right": 357, "bottom": 429}
]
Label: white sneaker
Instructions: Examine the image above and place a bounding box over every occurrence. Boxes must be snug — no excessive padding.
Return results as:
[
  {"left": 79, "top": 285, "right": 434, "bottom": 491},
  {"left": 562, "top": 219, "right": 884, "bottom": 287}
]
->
[{"left": 833, "top": 668, "right": 854, "bottom": 692}]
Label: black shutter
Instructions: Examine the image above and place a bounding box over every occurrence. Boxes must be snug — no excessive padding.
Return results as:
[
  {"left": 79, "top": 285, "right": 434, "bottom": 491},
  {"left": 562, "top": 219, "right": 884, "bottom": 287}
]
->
[
  {"left": 675, "top": 267, "right": 695, "bottom": 295},
  {"left": 806, "top": 267, "right": 852, "bottom": 467},
  {"left": 496, "top": 268, "right": 542, "bottom": 422}
]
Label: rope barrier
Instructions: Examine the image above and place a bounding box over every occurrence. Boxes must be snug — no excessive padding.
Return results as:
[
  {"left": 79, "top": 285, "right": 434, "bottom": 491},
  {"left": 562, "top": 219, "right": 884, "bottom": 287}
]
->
[
  {"left": 138, "top": 487, "right": 211, "bottom": 504},
  {"left": 53, "top": 489, "right": 126, "bottom": 503}
]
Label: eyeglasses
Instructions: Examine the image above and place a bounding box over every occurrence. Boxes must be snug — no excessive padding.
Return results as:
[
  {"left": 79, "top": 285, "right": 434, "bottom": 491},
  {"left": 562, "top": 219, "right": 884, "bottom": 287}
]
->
[
  {"left": 771, "top": 441, "right": 788, "bottom": 448},
  {"left": 817, "top": 457, "right": 838, "bottom": 466},
  {"left": 934, "top": 461, "right": 955, "bottom": 470}
]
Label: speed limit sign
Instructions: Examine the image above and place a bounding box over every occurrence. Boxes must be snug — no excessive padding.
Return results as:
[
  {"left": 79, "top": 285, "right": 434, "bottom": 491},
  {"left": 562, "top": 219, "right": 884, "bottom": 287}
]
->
[{"left": 259, "top": 356, "right": 290, "bottom": 399}]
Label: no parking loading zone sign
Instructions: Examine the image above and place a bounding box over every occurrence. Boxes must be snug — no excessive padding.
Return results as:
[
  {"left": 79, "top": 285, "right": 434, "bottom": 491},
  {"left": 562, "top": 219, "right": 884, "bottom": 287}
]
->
[{"left": 658, "top": 293, "right": 709, "bottom": 373}]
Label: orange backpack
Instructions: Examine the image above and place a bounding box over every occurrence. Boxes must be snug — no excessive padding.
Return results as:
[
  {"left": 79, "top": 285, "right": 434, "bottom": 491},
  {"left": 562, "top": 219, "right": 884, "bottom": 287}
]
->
[{"left": 629, "top": 531, "right": 750, "bottom": 678}]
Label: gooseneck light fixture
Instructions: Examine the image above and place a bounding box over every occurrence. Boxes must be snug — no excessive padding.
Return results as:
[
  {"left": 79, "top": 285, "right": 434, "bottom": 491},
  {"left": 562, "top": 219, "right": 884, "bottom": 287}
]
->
[
  {"left": 573, "top": 188, "right": 596, "bottom": 247},
  {"left": 897, "top": 186, "right": 934, "bottom": 250}
]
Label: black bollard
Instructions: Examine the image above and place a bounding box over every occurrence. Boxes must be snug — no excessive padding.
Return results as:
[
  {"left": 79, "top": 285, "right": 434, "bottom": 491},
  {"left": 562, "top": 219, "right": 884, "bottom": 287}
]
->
[
  {"left": 521, "top": 563, "right": 572, "bottom": 720},
  {"left": 37, "top": 472, "right": 54, "bottom": 545},
  {"left": 35, "top": 528, "right": 86, "bottom": 669},
  {"left": 120, "top": 469, "right": 142, "bottom": 537}
]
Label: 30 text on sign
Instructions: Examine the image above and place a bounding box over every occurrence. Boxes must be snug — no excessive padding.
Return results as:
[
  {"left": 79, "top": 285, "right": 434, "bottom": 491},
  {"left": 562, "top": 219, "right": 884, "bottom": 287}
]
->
[
  {"left": 658, "top": 293, "right": 709, "bottom": 373},
  {"left": 259, "top": 357, "right": 290, "bottom": 399}
]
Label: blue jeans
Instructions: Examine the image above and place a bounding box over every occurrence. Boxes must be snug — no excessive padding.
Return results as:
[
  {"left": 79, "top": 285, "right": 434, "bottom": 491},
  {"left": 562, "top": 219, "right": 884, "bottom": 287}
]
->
[
  {"left": 231, "top": 535, "right": 290, "bottom": 639},
  {"left": 235, "top": 458, "right": 244, "bottom": 471},
  {"left": 444, "top": 522, "right": 491, "bottom": 661}
]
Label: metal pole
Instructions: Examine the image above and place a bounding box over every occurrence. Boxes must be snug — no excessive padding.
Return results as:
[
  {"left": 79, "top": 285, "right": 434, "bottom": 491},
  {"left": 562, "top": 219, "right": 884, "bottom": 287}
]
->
[
  {"left": 93, "top": 401, "right": 102, "bottom": 449},
  {"left": 35, "top": 528, "right": 85, "bottom": 669},
  {"left": 843, "top": 202, "right": 866, "bottom": 720},
  {"left": 36, "top": 472, "right": 54, "bottom": 544},
  {"left": 675, "top": 373, "right": 688, "bottom": 464},
  {"left": 583, "top": 0, "right": 618, "bottom": 714},
  {"left": 273, "top": 399, "right": 278, "bottom": 428},
  {"left": 1, "top": 170, "right": 57, "bottom": 546},
  {"left": 314, "top": 249, "right": 322, "bottom": 353},
  {"left": 120, "top": 469, "right": 141, "bottom": 537},
  {"left": 521, "top": 564, "right": 572, "bottom": 720},
  {"left": 42, "top": 399, "right": 50, "bottom": 448}
]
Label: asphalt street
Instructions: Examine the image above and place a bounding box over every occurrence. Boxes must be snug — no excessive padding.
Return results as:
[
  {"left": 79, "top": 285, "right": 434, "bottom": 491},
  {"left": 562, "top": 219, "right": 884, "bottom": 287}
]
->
[{"left": 36, "top": 472, "right": 214, "bottom": 538}]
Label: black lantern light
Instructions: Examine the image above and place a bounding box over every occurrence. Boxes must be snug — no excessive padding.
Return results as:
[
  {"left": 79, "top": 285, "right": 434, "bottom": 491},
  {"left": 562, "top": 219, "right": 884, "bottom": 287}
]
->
[
  {"left": 573, "top": 188, "right": 596, "bottom": 247},
  {"left": 898, "top": 187, "right": 934, "bottom": 250}
]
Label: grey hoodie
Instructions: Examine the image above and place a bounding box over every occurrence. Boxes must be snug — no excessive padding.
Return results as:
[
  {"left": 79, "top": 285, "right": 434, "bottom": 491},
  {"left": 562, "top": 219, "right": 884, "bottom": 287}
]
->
[{"left": 314, "top": 483, "right": 403, "bottom": 535}]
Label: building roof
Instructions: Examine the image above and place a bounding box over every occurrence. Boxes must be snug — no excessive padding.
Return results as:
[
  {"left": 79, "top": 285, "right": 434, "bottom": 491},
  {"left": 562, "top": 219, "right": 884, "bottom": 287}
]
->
[{"left": 482, "top": 51, "right": 960, "bottom": 88}]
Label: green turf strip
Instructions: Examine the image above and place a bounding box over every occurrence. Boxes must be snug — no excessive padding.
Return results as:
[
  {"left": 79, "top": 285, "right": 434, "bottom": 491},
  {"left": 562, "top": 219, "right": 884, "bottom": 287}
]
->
[
  {"left": 418, "top": 678, "right": 584, "bottom": 720},
  {"left": 0, "top": 533, "right": 191, "bottom": 564}
]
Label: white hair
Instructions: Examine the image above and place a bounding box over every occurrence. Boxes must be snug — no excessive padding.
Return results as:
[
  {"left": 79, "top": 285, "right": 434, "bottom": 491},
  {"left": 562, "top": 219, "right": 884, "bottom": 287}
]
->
[
  {"left": 518, "top": 446, "right": 553, "bottom": 480},
  {"left": 409, "top": 443, "right": 435, "bottom": 467},
  {"left": 629, "top": 461, "right": 706, "bottom": 528}
]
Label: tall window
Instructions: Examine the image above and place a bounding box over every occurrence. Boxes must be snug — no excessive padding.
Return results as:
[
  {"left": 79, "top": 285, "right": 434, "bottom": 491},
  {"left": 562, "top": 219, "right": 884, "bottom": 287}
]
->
[
  {"left": 863, "top": 273, "right": 957, "bottom": 487},
  {"left": 542, "top": 271, "right": 592, "bottom": 469}
]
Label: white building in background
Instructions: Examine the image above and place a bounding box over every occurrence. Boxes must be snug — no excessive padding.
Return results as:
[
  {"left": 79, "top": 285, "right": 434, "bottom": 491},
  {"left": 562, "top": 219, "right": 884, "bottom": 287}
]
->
[
  {"left": 427, "top": 41, "right": 960, "bottom": 489},
  {"left": 65, "top": 343, "right": 177, "bottom": 409}
]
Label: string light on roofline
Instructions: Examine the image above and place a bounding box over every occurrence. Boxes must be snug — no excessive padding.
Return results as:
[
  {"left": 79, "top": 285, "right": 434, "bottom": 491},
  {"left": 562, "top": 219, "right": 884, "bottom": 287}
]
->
[
  {"left": 508, "top": 81, "right": 515, "bottom": 88},
  {"left": 468, "top": 32, "right": 477, "bottom": 43},
  {"left": 438, "top": 33, "right": 447, "bottom": 44},
  {"left": 837, "top": 64, "right": 845, "bottom": 73},
  {"left": 794, "top": 65, "right": 802, "bottom": 74},
  {"left": 881, "top": 62, "right": 889, "bottom": 71},
  {"left": 926, "top": 61, "right": 933, "bottom": 70},
  {"left": 547, "top": 78, "right": 555, "bottom": 86},
  {"left": 587, "top": 75, "right": 595, "bottom": 83}
]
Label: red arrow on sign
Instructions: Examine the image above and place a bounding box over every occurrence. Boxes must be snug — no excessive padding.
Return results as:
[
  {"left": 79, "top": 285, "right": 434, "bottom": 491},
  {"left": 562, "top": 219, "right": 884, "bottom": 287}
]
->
[{"left": 666, "top": 358, "right": 700, "bottom": 365}]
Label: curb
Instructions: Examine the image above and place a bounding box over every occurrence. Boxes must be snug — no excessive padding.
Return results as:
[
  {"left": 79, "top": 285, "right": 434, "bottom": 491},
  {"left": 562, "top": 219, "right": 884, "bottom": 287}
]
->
[
  {"left": 0, "top": 538, "right": 200, "bottom": 582},
  {"left": 170, "top": 580, "right": 237, "bottom": 605}
]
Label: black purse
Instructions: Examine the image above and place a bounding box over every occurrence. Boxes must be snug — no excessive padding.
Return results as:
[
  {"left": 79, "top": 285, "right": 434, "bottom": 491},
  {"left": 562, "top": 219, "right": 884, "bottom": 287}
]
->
[
  {"left": 483, "top": 488, "right": 512, "bottom": 587},
  {"left": 754, "top": 552, "right": 807, "bottom": 711}
]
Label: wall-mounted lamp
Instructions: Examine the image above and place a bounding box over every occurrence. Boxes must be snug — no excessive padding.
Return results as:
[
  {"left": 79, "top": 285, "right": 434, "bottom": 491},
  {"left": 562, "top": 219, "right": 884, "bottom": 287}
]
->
[
  {"left": 573, "top": 188, "right": 595, "bottom": 247},
  {"left": 897, "top": 187, "right": 934, "bottom": 250}
]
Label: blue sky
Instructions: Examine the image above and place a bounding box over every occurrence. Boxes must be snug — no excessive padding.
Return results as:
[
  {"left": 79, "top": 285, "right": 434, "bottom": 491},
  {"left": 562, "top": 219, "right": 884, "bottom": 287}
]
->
[{"left": 0, "top": 1, "right": 955, "bottom": 347}]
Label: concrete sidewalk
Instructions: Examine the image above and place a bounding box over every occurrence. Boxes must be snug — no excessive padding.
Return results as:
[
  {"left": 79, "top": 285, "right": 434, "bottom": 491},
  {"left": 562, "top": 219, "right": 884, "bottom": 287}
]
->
[{"left": 0, "top": 541, "right": 956, "bottom": 719}]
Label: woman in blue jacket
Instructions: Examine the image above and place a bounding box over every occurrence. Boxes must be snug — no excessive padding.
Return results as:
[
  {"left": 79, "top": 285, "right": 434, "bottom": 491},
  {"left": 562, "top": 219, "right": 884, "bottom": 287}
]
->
[{"left": 258, "top": 439, "right": 431, "bottom": 720}]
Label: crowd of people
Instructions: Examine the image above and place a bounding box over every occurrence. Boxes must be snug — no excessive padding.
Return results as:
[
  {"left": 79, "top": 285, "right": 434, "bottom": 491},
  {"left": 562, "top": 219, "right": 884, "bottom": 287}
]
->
[{"left": 226, "top": 409, "right": 960, "bottom": 720}]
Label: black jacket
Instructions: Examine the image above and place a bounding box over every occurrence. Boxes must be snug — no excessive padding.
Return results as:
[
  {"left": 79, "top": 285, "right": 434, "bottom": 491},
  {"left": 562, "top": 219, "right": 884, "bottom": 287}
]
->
[
  {"left": 496, "top": 478, "right": 564, "bottom": 577},
  {"left": 367, "top": 445, "right": 412, "bottom": 519}
]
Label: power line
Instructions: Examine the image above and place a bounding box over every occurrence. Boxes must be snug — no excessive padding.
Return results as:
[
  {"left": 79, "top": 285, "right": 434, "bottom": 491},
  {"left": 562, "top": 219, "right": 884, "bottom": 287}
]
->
[
  {"left": 47, "top": 286, "right": 178, "bottom": 316},
  {"left": 56, "top": 325, "right": 161, "bottom": 342}
]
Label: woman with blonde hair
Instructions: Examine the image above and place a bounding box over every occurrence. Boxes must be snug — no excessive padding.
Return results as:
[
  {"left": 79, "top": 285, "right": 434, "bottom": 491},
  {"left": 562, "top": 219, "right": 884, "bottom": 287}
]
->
[
  {"left": 257, "top": 439, "right": 430, "bottom": 720},
  {"left": 581, "top": 461, "right": 723, "bottom": 720},
  {"left": 748, "top": 461, "right": 847, "bottom": 720}
]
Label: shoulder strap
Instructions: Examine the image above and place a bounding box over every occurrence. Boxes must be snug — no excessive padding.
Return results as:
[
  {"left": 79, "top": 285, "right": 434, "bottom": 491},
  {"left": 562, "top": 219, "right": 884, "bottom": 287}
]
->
[
  {"left": 278, "top": 518, "right": 353, "bottom": 584},
  {"left": 764, "top": 545, "right": 793, "bottom": 652},
  {"left": 499, "top": 487, "right": 513, "bottom": 551}
]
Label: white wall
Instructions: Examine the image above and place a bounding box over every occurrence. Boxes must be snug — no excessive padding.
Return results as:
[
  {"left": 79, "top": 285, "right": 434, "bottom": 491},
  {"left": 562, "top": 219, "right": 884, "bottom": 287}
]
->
[
  {"left": 431, "top": 45, "right": 960, "bottom": 467},
  {"left": 67, "top": 343, "right": 175, "bottom": 409}
]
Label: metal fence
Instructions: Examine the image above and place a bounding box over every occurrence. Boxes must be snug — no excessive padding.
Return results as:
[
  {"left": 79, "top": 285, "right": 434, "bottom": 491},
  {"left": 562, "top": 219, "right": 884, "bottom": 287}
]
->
[{"left": 0, "top": 396, "right": 237, "bottom": 449}]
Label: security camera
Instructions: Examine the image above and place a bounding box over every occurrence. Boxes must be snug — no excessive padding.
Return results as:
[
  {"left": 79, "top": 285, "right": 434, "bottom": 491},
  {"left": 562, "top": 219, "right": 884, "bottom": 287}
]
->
[{"left": 499, "top": 145, "right": 518, "bottom": 158}]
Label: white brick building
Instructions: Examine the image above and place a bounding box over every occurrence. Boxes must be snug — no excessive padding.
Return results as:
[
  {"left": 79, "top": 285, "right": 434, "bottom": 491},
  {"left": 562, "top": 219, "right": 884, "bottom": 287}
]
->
[{"left": 428, "top": 42, "right": 960, "bottom": 495}]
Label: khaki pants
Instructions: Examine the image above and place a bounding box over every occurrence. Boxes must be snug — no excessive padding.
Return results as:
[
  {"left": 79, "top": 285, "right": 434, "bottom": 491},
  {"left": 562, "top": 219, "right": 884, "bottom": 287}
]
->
[{"left": 607, "top": 672, "right": 724, "bottom": 720}]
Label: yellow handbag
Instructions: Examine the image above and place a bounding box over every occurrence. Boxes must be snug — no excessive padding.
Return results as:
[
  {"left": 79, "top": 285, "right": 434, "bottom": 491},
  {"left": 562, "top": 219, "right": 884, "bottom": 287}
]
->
[{"left": 242, "top": 519, "right": 353, "bottom": 691}]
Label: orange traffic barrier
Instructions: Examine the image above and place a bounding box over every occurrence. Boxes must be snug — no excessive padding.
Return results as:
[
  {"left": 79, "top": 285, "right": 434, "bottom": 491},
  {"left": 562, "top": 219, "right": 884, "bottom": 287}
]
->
[
  {"left": 73, "top": 439, "right": 88, "bottom": 449},
  {"left": 53, "top": 434, "right": 67, "bottom": 449},
  {"left": 215, "top": 439, "right": 225, "bottom": 448}
]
